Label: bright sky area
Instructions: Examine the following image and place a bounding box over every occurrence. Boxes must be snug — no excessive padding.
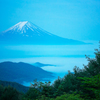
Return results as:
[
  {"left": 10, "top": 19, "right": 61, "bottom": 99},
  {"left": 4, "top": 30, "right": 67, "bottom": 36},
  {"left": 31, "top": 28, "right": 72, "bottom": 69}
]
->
[{"left": 0, "top": 0, "right": 100, "bottom": 41}]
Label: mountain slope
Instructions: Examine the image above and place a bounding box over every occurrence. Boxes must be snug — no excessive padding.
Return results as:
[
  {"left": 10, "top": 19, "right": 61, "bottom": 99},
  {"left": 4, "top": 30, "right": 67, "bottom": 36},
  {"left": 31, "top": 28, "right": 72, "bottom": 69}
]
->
[
  {"left": 0, "top": 61, "right": 54, "bottom": 84},
  {"left": 0, "top": 80, "right": 29, "bottom": 93},
  {"left": 0, "top": 21, "right": 85, "bottom": 45}
]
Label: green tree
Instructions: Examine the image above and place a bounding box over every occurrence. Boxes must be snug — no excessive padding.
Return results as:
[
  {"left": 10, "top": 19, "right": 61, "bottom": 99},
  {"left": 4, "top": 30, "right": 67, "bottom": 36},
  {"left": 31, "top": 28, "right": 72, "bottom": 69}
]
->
[
  {"left": 50, "top": 93, "right": 84, "bottom": 100},
  {"left": 0, "top": 86, "right": 21, "bottom": 100},
  {"left": 24, "top": 87, "right": 40, "bottom": 100},
  {"left": 78, "top": 74, "right": 100, "bottom": 99},
  {"left": 0, "top": 85, "right": 4, "bottom": 100}
]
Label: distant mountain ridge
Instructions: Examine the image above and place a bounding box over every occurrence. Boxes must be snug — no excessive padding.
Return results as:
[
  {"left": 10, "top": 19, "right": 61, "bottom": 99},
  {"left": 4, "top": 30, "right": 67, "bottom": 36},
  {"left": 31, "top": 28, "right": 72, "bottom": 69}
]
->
[
  {"left": 0, "top": 21, "right": 86, "bottom": 45},
  {"left": 33, "top": 62, "right": 55, "bottom": 67},
  {"left": 0, "top": 61, "right": 54, "bottom": 84}
]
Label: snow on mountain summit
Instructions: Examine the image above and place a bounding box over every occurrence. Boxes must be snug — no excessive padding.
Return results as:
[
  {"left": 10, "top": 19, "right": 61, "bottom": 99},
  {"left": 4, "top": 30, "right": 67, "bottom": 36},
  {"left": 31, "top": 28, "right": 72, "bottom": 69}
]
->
[
  {"left": 4, "top": 21, "right": 38, "bottom": 33},
  {"left": 2, "top": 21, "right": 54, "bottom": 37},
  {"left": 16, "top": 21, "right": 28, "bottom": 30}
]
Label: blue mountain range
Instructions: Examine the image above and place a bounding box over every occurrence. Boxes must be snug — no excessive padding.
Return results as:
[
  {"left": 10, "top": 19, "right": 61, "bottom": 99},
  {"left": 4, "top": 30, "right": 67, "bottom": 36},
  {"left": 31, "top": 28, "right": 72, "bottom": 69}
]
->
[{"left": 0, "top": 61, "right": 54, "bottom": 84}]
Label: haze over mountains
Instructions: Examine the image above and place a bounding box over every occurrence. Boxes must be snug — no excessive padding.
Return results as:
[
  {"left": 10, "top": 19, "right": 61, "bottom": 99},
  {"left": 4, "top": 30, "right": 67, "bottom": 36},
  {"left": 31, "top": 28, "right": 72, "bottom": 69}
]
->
[
  {"left": 0, "top": 21, "right": 85, "bottom": 45},
  {"left": 33, "top": 62, "right": 55, "bottom": 67},
  {"left": 0, "top": 61, "right": 54, "bottom": 84}
]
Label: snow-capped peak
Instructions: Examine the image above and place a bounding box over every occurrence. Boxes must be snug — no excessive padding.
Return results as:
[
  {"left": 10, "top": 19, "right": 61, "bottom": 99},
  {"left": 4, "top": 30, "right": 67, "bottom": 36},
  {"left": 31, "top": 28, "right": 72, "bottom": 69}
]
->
[
  {"left": 2, "top": 21, "right": 54, "bottom": 36},
  {"left": 6, "top": 21, "right": 29, "bottom": 31},
  {"left": 17, "top": 21, "right": 28, "bottom": 29},
  {"left": 4, "top": 21, "right": 37, "bottom": 33}
]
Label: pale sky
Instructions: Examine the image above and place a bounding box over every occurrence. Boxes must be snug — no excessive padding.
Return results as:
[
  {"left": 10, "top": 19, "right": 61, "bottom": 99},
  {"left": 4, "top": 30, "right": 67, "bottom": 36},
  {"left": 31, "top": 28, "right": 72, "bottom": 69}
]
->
[{"left": 0, "top": 0, "right": 100, "bottom": 41}]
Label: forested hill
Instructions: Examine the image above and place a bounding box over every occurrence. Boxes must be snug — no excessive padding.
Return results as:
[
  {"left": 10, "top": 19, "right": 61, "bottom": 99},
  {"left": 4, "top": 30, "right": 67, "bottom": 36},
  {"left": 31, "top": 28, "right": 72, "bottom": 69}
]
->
[{"left": 0, "top": 80, "right": 29, "bottom": 93}]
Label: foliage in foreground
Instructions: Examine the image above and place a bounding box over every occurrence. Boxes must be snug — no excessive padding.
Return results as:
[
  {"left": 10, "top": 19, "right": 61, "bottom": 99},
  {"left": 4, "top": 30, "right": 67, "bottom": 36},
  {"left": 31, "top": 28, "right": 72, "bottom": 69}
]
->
[
  {"left": 50, "top": 93, "right": 84, "bottom": 100},
  {"left": 78, "top": 74, "right": 100, "bottom": 99},
  {"left": 0, "top": 43, "right": 100, "bottom": 100},
  {"left": 24, "top": 44, "right": 100, "bottom": 100},
  {"left": 0, "top": 85, "right": 23, "bottom": 100}
]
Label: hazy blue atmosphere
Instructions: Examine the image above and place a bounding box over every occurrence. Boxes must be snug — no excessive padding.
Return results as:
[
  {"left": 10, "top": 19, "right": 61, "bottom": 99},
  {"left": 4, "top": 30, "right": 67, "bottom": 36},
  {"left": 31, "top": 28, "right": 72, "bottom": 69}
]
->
[
  {"left": 0, "top": 0, "right": 100, "bottom": 41},
  {"left": 0, "top": 0, "right": 100, "bottom": 86},
  {"left": 0, "top": 44, "right": 98, "bottom": 74},
  {"left": 0, "top": 43, "right": 98, "bottom": 86}
]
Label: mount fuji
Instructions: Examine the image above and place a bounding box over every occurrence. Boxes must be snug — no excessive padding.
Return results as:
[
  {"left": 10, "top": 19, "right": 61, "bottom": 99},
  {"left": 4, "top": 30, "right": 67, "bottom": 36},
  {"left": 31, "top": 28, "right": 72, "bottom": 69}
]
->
[{"left": 0, "top": 21, "right": 85, "bottom": 45}]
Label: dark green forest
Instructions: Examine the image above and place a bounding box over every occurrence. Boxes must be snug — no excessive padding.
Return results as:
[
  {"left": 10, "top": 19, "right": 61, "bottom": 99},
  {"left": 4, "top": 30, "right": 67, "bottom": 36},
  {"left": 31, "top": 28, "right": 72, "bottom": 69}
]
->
[{"left": 0, "top": 45, "right": 100, "bottom": 100}]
